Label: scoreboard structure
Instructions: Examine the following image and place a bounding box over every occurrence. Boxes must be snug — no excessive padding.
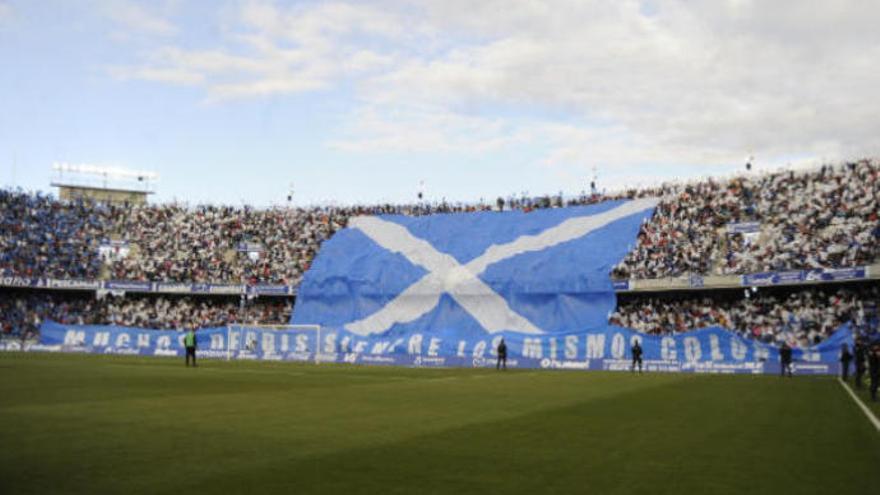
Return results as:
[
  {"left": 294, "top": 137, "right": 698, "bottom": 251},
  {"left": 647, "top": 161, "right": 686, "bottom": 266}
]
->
[{"left": 51, "top": 162, "right": 157, "bottom": 205}]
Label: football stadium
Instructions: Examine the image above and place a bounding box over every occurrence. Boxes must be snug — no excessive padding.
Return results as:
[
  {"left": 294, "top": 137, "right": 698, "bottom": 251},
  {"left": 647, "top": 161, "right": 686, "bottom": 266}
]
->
[{"left": 2, "top": 1, "right": 880, "bottom": 494}]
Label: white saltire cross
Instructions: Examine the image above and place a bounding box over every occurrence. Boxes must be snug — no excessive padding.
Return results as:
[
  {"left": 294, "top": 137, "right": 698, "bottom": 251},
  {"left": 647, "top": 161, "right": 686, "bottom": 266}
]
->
[{"left": 345, "top": 198, "right": 658, "bottom": 336}]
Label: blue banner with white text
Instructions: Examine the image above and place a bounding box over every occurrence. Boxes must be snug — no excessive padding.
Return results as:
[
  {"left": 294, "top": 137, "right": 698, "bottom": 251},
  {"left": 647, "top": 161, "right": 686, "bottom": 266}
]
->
[{"left": 25, "top": 320, "right": 849, "bottom": 374}]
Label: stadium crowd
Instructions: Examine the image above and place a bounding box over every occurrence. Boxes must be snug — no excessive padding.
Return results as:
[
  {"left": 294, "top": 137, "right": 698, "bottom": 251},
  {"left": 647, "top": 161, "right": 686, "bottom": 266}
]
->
[
  {"left": 0, "top": 292, "right": 291, "bottom": 337},
  {"left": 6, "top": 160, "right": 877, "bottom": 286},
  {"left": 609, "top": 285, "right": 879, "bottom": 347},
  {"left": 612, "top": 159, "right": 880, "bottom": 279},
  {"left": 0, "top": 190, "right": 105, "bottom": 279},
  {"left": 2, "top": 159, "right": 880, "bottom": 348},
  {"left": 0, "top": 186, "right": 658, "bottom": 285}
]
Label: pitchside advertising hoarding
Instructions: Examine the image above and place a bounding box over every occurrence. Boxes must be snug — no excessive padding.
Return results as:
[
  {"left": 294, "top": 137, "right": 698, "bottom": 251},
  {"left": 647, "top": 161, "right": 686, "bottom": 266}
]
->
[{"left": 18, "top": 320, "right": 847, "bottom": 375}]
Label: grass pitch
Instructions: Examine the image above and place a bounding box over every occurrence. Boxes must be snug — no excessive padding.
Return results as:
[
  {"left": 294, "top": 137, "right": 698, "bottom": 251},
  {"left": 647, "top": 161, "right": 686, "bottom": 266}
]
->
[{"left": 1, "top": 353, "right": 878, "bottom": 495}]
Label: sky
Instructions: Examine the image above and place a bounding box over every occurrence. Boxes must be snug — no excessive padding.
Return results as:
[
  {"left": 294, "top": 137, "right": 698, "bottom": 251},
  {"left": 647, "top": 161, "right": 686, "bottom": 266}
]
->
[{"left": 1, "top": 0, "right": 878, "bottom": 207}]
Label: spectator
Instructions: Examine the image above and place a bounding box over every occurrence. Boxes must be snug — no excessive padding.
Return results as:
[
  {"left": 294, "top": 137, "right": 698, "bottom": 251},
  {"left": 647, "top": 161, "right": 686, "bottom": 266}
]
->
[
  {"left": 609, "top": 285, "right": 879, "bottom": 348},
  {"left": 0, "top": 291, "right": 292, "bottom": 333}
]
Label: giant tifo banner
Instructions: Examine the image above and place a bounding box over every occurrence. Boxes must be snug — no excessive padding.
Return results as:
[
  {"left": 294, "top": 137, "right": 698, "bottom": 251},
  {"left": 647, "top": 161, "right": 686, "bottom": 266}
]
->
[
  {"left": 285, "top": 198, "right": 846, "bottom": 374},
  {"left": 293, "top": 198, "right": 658, "bottom": 336},
  {"left": 25, "top": 320, "right": 849, "bottom": 375}
]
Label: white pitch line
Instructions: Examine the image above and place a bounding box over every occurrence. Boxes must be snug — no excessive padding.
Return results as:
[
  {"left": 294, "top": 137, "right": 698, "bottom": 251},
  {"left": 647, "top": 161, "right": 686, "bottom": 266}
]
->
[{"left": 838, "top": 378, "right": 880, "bottom": 433}]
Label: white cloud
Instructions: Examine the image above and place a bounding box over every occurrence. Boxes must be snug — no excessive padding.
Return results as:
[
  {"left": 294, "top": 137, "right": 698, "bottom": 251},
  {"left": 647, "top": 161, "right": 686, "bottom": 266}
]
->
[
  {"left": 103, "top": 0, "right": 177, "bottom": 36},
  {"left": 110, "top": 65, "right": 203, "bottom": 85},
  {"left": 0, "top": 2, "right": 13, "bottom": 24},
  {"left": 111, "top": 0, "right": 880, "bottom": 179},
  {"left": 111, "top": 1, "right": 404, "bottom": 100}
]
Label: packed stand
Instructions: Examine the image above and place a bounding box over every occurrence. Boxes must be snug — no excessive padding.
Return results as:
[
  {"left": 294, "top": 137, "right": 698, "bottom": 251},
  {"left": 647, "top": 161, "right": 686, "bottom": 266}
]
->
[
  {"left": 0, "top": 190, "right": 106, "bottom": 279},
  {"left": 609, "top": 284, "right": 879, "bottom": 347},
  {"left": 613, "top": 159, "right": 880, "bottom": 279},
  {"left": 3, "top": 158, "right": 879, "bottom": 286},
  {"left": 0, "top": 291, "right": 292, "bottom": 337},
  {"left": 0, "top": 187, "right": 650, "bottom": 285}
]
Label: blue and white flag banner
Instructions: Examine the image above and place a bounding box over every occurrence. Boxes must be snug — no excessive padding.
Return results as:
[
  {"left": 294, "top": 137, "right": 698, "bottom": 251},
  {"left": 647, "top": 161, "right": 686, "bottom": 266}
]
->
[
  {"left": 294, "top": 199, "right": 658, "bottom": 337},
  {"left": 26, "top": 320, "right": 848, "bottom": 375},
  {"left": 279, "top": 199, "right": 846, "bottom": 374}
]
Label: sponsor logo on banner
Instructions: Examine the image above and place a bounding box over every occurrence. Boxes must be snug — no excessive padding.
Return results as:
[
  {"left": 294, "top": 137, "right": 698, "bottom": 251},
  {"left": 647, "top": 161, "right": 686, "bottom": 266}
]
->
[
  {"left": 156, "top": 283, "right": 193, "bottom": 293},
  {"left": 46, "top": 279, "right": 102, "bottom": 290},
  {"left": 361, "top": 354, "right": 396, "bottom": 364},
  {"left": 791, "top": 363, "right": 833, "bottom": 375},
  {"left": 412, "top": 356, "right": 446, "bottom": 367},
  {"left": 602, "top": 359, "right": 637, "bottom": 371},
  {"left": 802, "top": 267, "right": 866, "bottom": 282},
  {"left": 643, "top": 360, "right": 683, "bottom": 373},
  {"left": 742, "top": 272, "right": 777, "bottom": 286},
  {"left": 197, "top": 350, "right": 229, "bottom": 359},
  {"left": 286, "top": 352, "right": 313, "bottom": 362},
  {"left": 0, "top": 276, "right": 43, "bottom": 288},
  {"left": 105, "top": 280, "right": 153, "bottom": 291},
  {"left": 686, "top": 361, "right": 764, "bottom": 374},
  {"left": 191, "top": 284, "right": 243, "bottom": 294},
  {"left": 743, "top": 267, "right": 866, "bottom": 286},
  {"left": 25, "top": 344, "right": 62, "bottom": 352},
  {"left": 776, "top": 270, "right": 804, "bottom": 283},
  {"left": 316, "top": 352, "right": 339, "bottom": 363},
  {"left": 471, "top": 356, "right": 520, "bottom": 368},
  {"left": 612, "top": 280, "right": 630, "bottom": 291},
  {"left": 540, "top": 358, "right": 590, "bottom": 370},
  {"left": 104, "top": 347, "right": 140, "bottom": 355},
  {"left": 251, "top": 285, "right": 291, "bottom": 296},
  {"left": 820, "top": 267, "right": 865, "bottom": 281}
]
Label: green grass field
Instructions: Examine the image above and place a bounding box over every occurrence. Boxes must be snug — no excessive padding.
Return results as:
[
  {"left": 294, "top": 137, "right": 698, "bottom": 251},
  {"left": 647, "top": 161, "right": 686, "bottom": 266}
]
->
[{"left": 1, "top": 353, "right": 878, "bottom": 495}]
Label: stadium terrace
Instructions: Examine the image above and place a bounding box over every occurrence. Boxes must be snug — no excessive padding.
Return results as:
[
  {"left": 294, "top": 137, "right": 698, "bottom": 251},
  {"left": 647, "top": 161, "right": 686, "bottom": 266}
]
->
[{"left": 1, "top": 158, "right": 879, "bottom": 357}]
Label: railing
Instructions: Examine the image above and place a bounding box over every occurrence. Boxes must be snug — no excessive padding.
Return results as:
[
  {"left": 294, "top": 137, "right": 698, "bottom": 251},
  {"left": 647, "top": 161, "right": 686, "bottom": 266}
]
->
[{"left": 0, "top": 277, "right": 294, "bottom": 296}]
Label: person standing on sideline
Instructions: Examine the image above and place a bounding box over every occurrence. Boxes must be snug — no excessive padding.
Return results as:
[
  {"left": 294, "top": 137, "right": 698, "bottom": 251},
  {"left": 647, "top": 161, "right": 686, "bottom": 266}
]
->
[
  {"left": 496, "top": 338, "right": 507, "bottom": 371},
  {"left": 854, "top": 338, "right": 867, "bottom": 388},
  {"left": 869, "top": 344, "right": 879, "bottom": 402},
  {"left": 779, "top": 342, "right": 793, "bottom": 377},
  {"left": 840, "top": 343, "right": 853, "bottom": 382},
  {"left": 631, "top": 340, "right": 643, "bottom": 373},
  {"left": 184, "top": 327, "right": 197, "bottom": 367}
]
